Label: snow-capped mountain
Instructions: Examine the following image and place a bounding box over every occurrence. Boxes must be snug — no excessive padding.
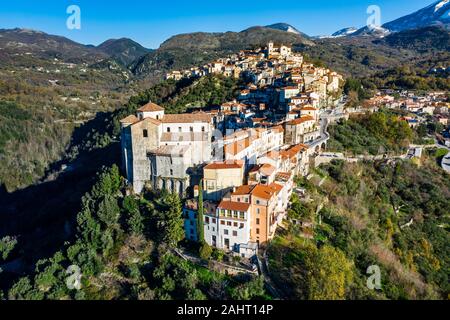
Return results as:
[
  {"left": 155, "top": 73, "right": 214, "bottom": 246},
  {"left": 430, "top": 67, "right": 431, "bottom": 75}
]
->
[
  {"left": 351, "top": 0, "right": 450, "bottom": 37},
  {"left": 265, "top": 23, "right": 303, "bottom": 35},
  {"left": 331, "top": 27, "right": 358, "bottom": 37},
  {"left": 383, "top": 0, "right": 450, "bottom": 32}
]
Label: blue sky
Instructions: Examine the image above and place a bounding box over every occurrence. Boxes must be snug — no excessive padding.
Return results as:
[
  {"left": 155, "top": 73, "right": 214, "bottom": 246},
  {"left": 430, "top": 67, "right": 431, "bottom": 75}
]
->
[{"left": 0, "top": 0, "right": 435, "bottom": 48}]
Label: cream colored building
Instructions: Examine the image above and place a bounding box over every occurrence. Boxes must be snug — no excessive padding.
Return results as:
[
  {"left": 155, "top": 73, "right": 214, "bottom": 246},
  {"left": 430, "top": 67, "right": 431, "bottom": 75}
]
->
[{"left": 203, "top": 161, "right": 245, "bottom": 201}]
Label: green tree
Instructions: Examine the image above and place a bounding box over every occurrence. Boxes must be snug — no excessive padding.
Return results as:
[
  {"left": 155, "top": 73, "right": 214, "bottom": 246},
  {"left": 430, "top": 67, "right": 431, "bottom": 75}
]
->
[
  {"left": 306, "top": 246, "right": 354, "bottom": 300},
  {"left": 158, "top": 193, "right": 185, "bottom": 247},
  {"left": 197, "top": 181, "right": 205, "bottom": 243},
  {"left": 230, "top": 276, "right": 266, "bottom": 300},
  {"left": 0, "top": 236, "right": 18, "bottom": 261},
  {"left": 199, "top": 242, "right": 212, "bottom": 260},
  {"left": 8, "top": 277, "right": 44, "bottom": 300},
  {"left": 123, "top": 196, "right": 144, "bottom": 235}
]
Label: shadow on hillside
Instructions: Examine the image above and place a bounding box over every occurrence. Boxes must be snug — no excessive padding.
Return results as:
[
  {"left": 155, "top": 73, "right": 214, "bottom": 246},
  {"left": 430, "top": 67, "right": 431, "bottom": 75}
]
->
[{"left": 0, "top": 112, "right": 121, "bottom": 288}]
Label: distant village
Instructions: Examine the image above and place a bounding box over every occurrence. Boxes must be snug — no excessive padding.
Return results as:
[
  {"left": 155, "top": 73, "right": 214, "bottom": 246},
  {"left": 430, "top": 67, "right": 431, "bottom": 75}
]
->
[{"left": 363, "top": 89, "right": 450, "bottom": 144}]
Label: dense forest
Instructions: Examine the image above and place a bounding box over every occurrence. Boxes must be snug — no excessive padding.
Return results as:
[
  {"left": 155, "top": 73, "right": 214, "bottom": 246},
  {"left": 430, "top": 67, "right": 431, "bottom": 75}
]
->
[
  {"left": 0, "top": 166, "right": 268, "bottom": 300},
  {"left": 268, "top": 154, "right": 450, "bottom": 300},
  {"left": 327, "top": 111, "right": 414, "bottom": 156}
]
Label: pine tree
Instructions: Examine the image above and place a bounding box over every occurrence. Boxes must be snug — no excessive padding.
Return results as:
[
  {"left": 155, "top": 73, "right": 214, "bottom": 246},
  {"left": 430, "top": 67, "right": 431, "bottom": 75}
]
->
[
  {"left": 159, "top": 193, "right": 185, "bottom": 247},
  {"left": 197, "top": 181, "right": 205, "bottom": 244}
]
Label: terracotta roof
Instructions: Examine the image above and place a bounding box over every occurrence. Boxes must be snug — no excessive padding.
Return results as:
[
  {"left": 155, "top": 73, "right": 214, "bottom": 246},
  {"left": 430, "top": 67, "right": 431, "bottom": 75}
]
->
[
  {"left": 204, "top": 161, "right": 244, "bottom": 170},
  {"left": 162, "top": 113, "right": 212, "bottom": 124},
  {"left": 289, "top": 144, "right": 309, "bottom": 153},
  {"left": 300, "top": 106, "right": 318, "bottom": 111},
  {"left": 287, "top": 115, "right": 315, "bottom": 126},
  {"left": 251, "top": 184, "right": 276, "bottom": 200},
  {"left": 269, "top": 183, "right": 283, "bottom": 194},
  {"left": 260, "top": 164, "right": 276, "bottom": 176},
  {"left": 132, "top": 116, "right": 162, "bottom": 126},
  {"left": 276, "top": 172, "right": 292, "bottom": 182},
  {"left": 265, "top": 150, "right": 281, "bottom": 160},
  {"left": 233, "top": 185, "right": 255, "bottom": 196},
  {"left": 271, "top": 125, "right": 284, "bottom": 133},
  {"left": 252, "top": 118, "right": 266, "bottom": 122},
  {"left": 120, "top": 115, "right": 139, "bottom": 124},
  {"left": 218, "top": 201, "right": 251, "bottom": 212},
  {"left": 279, "top": 150, "right": 291, "bottom": 160},
  {"left": 138, "top": 102, "right": 164, "bottom": 112}
]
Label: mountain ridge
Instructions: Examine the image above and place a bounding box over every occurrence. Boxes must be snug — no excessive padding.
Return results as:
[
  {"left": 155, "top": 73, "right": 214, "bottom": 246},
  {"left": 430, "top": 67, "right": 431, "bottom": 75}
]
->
[{"left": 353, "top": 0, "right": 450, "bottom": 37}]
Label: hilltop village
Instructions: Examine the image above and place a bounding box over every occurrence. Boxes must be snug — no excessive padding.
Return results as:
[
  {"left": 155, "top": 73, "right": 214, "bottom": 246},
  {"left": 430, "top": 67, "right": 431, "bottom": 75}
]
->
[{"left": 120, "top": 42, "right": 344, "bottom": 258}]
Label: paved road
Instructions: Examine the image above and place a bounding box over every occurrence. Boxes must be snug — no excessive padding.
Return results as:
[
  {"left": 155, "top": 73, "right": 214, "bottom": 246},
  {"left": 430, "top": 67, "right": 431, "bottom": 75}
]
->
[{"left": 442, "top": 150, "right": 450, "bottom": 174}]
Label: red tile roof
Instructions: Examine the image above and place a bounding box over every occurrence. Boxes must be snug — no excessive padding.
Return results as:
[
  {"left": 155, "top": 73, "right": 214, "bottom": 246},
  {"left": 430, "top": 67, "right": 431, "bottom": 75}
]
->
[
  {"left": 251, "top": 184, "right": 276, "bottom": 200},
  {"left": 287, "top": 115, "right": 315, "bottom": 126},
  {"left": 138, "top": 102, "right": 164, "bottom": 112},
  {"left": 218, "top": 201, "right": 251, "bottom": 212},
  {"left": 233, "top": 185, "right": 254, "bottom": 196},
  {"left": 204, "top": 161, "right": 244, "bottom": 170},
  {"left": 120, "top": 115, "right": 139, "bottom": 124},
  {"left": 162, "top": 113, "right": 212, "bottom": 124}
]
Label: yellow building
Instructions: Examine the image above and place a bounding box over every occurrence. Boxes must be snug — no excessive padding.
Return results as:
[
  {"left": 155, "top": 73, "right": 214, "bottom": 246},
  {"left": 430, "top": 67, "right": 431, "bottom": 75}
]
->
[{"left": 203, "top": 161, "right": 245, "bottom": 201}]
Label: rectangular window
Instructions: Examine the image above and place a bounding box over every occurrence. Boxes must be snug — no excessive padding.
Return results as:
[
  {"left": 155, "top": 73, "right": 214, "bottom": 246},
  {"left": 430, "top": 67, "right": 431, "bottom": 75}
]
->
[
  {"left": 256, "top": 228, "right": 260, "bottom": 235},
  {"left": 167, "top": 127, "right": 171, "bottom": 133},
  {"left": 224, "top": 229, "right": 229, "bottom": 235},
  {"left": 233, "top": 222, "right": 238, "bottom": 227},
  {"left": 240, "top": 223, "right": 244, "bottom": 229},
  {"left": 205, "top": 217, "right": 209, "bottom": 224},
  {"left": 212, "top": 218, "right": 216, "bottom": 224},
  {"left": 256, "top": 218, "right": 260, "bottom": 225},
  {"left": 143, "top": 129, "right": 148, "bottom": 138},
  {"left": 190, "top": 127, "right": 194, "bottom": 132},
  {"left": 202, "top": 126, "right": 205, "bottom": 132},
  {"left": 178, "top": 127, "right": 182, "bottom": 132},
  {"left": 233, "top": 231, "right": 238, "bottom": 237},
  {"left": 227, "top": 221, "right": 232, "bottom": 226},
  {"left": 239, "top": 212, "right": 245, "bottom": 220},
  {"left": 220, "top": 221, "right": 225, "bottom": 225}
]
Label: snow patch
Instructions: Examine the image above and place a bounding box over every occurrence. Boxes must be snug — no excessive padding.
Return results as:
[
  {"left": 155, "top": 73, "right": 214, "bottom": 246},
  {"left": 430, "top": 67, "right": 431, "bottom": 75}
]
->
[{"left": 434, "top": 0, "right": 449, "bottom": 12}]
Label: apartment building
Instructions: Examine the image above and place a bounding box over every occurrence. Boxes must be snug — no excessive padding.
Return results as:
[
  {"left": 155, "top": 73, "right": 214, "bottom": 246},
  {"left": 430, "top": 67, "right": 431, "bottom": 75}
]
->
[
  {"left": 284, "top": 116, "right": 320, "bottom": 145},
  {"left": 203, "top": 161, "right": 245, "bottom": 202}
]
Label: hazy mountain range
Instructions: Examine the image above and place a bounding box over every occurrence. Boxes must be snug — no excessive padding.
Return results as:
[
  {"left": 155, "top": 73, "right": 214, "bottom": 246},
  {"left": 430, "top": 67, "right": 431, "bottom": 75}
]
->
[{"left": 0, "top": 0, "right": 449, "bottom": 80}]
